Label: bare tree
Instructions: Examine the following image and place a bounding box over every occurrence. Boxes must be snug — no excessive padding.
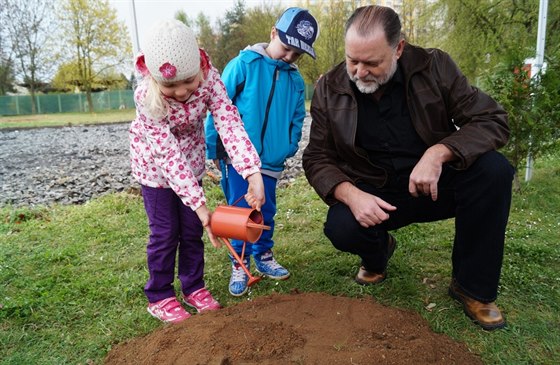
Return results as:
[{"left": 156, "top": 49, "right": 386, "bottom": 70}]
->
[
  {"left": 0, "top": 3, "right": 16, "bottom": 95},
  {"left": 1, "top": 0, "right": 55, "bottom": 112}
]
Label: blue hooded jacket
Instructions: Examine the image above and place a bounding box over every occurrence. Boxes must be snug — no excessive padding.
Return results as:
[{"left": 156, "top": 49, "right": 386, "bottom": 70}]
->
[{"left": 205, "top": 43, "right": 306, "bottom": 178}]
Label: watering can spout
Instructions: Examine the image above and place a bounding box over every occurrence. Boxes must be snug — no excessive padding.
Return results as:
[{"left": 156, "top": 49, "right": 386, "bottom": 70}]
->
[
  {"left": 247, "top": 222, "right": 271, "bottom": 230},
  {"left": 211, "top": 205, "right": 269, "bottom": 288}
]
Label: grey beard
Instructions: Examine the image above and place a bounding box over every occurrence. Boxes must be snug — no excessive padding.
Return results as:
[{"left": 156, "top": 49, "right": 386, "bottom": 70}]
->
[
  {"left": 348, "top": 59, "right": 398, "bottom": 94},
  {"left": 354, "top": 79, "right": 380, "bottom": 94}
]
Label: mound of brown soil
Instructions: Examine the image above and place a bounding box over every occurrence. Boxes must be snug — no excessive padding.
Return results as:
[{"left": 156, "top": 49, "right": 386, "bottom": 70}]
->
[{"left": 104, "top": 292, "right": 482, "bottom": 365}]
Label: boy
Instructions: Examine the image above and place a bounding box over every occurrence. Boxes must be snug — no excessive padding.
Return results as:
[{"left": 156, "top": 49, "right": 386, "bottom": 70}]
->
[{"left": 206, "top": 7, "right": 319, "bottom": 296}]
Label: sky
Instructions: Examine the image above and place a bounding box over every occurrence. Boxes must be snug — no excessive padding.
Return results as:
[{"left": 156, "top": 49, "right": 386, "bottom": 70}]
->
[{"left": 109, "top": 0, "right": 285, "bottom": 54}]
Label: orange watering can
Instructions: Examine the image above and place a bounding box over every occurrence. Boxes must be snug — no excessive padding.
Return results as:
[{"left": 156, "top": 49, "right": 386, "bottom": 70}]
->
[{"left": 210, "top": 205, "right": 270, "bottom": 287}]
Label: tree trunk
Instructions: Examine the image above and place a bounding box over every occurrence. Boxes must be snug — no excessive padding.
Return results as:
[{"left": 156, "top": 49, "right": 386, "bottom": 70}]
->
[
  {"left": 29, "top": 86, "right": 37, "bottom": 114},
  {"left": 86, "top": 87, "right": 94, "bottom": 113},
  {"left": 512, "top": 171, "right": 522, "bottom": 193}
]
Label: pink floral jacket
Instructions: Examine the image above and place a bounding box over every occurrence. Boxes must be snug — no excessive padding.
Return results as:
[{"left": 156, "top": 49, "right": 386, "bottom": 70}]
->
[{"left": 129, "top": 57, "right": 261, "bottom": 210}]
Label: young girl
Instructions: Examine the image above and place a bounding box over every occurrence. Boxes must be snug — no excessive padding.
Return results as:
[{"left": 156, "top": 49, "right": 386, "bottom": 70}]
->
[{"left": 130, "top": 19, "right": 265, "bottom": 324}]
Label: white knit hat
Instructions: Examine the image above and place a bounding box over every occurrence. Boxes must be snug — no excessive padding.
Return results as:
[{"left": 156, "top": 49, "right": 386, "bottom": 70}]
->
[{"left": 142, "top": 19, "right": 200, "bottom": 83}]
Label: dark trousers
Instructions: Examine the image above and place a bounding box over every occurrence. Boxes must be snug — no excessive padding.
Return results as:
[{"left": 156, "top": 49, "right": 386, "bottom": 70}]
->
[
  {"left": 141, "top": 185, "right": 205, "bottom": 303},
  {"left": 324, "top": 151, "right": 514, "bottom": 302}
]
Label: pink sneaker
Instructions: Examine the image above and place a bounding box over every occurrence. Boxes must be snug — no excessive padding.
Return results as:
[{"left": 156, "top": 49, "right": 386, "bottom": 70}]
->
[
  {"left": 183, "top": 288, "right": 221, "bottom": 313},
  {"left": 147, "top": 297, "right": 191, "bottom": 323}
]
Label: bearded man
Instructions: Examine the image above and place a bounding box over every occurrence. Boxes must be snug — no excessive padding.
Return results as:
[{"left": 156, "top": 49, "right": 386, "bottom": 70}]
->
[{"left": 302, "top": 5, "right": 514, "bottom": 331}]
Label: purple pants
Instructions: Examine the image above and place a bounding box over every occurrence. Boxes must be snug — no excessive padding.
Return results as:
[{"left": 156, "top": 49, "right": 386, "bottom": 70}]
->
[{"left": 141, "top": 185, "right": 205, "bottom": 303}]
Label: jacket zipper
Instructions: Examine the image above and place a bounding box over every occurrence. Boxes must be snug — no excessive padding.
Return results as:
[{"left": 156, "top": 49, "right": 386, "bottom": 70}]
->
[{"left": 259, "top": 66, "right": 278, "bottom": 154}]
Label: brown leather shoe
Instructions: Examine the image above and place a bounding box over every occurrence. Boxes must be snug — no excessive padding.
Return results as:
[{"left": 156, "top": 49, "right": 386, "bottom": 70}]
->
[
  {"left": 355, "top": 234, "right": 397, "bottom": 285},
  {"left": 448, "top": 279, "right": 506, "bottom": 331}
]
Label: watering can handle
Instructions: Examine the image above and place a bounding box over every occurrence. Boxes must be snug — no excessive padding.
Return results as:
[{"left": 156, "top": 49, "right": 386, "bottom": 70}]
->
[{"left": 231, "top": 195, "right": 245, "bottom": 207}]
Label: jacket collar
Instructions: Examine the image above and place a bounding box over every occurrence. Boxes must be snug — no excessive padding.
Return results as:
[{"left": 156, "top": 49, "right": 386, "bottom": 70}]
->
[
  {"left": 399, "top": 43, "right": 431, "bottom": 83},
  {"left": 240, "top": 43, "right": 299, "bottom": 70}
]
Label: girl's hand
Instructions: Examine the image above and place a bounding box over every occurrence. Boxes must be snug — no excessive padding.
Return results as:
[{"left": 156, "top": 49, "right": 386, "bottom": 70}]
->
[
  {"left": 245, "top": 172, "right": 265, "bottom": 211},
  {"left": 195, "top": 205, "right": 221, "bottom": 248}
]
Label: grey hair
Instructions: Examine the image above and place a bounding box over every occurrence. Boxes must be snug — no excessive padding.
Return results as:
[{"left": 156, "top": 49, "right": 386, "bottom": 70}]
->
[{"left": 345, "top": 5, "right": 402, "bottom": 48}]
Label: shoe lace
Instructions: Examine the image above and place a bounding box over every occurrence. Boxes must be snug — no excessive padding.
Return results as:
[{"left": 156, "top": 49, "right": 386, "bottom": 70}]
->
[
  {"left": 231, "top": 264, "right": 248, "bottom": 281},
  {"left": 261, "top": 257, "right": 284, "bottom": 270}
]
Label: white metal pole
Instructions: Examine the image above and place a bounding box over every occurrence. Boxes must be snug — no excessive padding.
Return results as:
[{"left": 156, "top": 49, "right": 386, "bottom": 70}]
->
[
  {"left": 525, "top": 0, "right": 549, "bottom": 182},
  {"left": 534, "top": 0, "right": 548, "bottom": 71},
  {"left": 130, "top": 0, "right": 141, "bottom": 55}
]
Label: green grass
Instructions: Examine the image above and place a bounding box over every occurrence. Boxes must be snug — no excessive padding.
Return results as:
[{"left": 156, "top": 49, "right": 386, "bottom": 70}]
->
[
  {"left": 0, "top": 104, "right": 309, "bottom": 130},
  {"left": 0, "top": 109, "right": 136, "bottom": 129},
  {"left": 1, "top": 153, "right": 559, "bottom": 364}
]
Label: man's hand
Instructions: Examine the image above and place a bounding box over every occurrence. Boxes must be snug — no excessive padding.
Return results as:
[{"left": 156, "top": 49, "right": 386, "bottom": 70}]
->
[
  {"left": 334, "top": 182, "right": 396, "bottom": 228},
  {"left": 409, "top": 144, "right": 454, "bottom": 201}
]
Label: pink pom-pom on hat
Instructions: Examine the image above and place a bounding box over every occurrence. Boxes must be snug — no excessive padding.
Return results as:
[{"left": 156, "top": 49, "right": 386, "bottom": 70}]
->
[
  {"left": 134, "top": 53, "right": 149, "bottom": 76},
  {"left": 199, "top": 48, "right": 211, "bottom": 79}
]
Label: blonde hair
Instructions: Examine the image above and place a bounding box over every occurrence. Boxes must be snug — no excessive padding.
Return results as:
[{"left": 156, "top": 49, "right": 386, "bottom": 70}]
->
[
  {"left": 142, "top": 76, "right": 169, "bottom": 120},
  {"left": 139, "top": 71, "right": 205, "bottom": 120}
]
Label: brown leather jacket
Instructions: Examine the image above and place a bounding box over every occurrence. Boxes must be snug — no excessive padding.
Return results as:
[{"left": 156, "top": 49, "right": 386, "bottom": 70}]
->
[{"left": 302, "top": 43, "right": 510, "bottom": 205}]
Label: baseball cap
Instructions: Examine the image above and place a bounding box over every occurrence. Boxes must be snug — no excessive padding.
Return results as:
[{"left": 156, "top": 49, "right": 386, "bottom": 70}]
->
[{"left": 275, "top": 7, "right": 319, "bottom": 59}]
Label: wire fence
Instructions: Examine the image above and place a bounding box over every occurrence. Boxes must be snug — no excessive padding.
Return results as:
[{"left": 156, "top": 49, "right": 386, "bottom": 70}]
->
[
  {"left": 1, "top": 85, "right": 315, "bottom": 116},
  {"left": 0, "top": 90, "right": 135, "bottom": 116}
]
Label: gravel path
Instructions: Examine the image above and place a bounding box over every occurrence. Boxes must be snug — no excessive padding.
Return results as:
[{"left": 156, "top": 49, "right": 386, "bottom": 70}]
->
[{"left": 0, "top": 118, "right": 309, "bottom": 207}]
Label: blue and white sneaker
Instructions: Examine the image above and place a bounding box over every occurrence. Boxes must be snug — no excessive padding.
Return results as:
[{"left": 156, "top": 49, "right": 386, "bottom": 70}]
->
[
  {"left": 229, "top": 255, "right": 250, "bottom": 296},
  {"left": 253, "top": 250, "right": 290, "bottom": 280}
]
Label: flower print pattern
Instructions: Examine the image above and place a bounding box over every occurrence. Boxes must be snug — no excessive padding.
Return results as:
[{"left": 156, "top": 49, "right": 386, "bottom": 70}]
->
[{"left": 130, "top": 51, "right": 260, "bottom": 210}]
